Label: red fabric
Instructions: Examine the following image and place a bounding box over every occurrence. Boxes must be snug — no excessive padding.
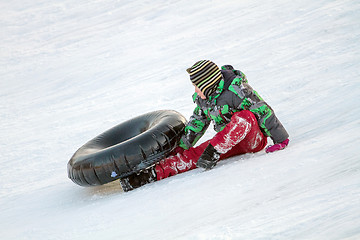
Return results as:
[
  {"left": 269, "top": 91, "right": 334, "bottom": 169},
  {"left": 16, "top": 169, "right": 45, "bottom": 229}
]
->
[{"left": 155, "top": 110, "right": 267, "bottom": 180}]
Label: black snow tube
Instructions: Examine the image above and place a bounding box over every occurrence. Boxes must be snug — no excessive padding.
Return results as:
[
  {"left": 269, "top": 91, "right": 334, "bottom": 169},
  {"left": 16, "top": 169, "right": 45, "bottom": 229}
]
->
[{"left": 67, "top": 110, "right": 186, "bottom": 187}]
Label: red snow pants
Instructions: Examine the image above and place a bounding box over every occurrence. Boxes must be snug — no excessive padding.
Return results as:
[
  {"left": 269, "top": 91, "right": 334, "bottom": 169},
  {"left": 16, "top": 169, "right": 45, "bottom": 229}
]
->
[{"left": 155, "top": 110, "right": 267, "bottom": 180}]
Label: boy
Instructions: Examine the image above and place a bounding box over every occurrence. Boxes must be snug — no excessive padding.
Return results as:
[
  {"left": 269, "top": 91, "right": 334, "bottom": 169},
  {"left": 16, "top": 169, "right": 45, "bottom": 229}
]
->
[{"left": 120, "top": 60, "right": 289, "bottom": 191}]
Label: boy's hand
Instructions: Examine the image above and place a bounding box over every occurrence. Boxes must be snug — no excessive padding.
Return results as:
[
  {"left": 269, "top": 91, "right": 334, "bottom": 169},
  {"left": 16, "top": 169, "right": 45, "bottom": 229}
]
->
[{"left": 265, "top": 139, "right": 289, "bottom": 153}]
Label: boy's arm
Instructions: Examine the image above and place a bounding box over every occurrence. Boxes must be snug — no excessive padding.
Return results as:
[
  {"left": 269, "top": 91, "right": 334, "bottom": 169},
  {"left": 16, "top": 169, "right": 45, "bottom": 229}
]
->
[
  {"left": 227, "top": 68, "right": 289, "bottom": 145},
  {"left": 179, "top": 100, "right": 210, "bottom": 149}
]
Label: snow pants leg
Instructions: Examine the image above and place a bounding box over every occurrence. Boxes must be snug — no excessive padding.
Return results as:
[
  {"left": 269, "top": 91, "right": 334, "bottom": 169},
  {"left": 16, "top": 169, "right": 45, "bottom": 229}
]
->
[{"left": 155, "top": 110, "right": 267, "bottom": 180}]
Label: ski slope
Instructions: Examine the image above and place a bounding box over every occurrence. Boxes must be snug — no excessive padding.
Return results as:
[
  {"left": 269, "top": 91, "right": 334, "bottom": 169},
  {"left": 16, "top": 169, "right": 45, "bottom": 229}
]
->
[{"left": 1, "top": 0, "right": 359, "bottom": 239}]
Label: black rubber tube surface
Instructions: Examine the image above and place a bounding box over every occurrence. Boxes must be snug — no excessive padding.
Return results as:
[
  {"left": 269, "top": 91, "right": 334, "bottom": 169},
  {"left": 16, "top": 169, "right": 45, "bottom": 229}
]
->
[{"left": 67, "top": 110, "right": 186, "bottom": 186}]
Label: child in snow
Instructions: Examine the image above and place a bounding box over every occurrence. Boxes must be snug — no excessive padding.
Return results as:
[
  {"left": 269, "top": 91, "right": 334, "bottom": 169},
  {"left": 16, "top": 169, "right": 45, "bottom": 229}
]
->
[{"left": 120, "top": 60, "right": 289, "bottom": 191}]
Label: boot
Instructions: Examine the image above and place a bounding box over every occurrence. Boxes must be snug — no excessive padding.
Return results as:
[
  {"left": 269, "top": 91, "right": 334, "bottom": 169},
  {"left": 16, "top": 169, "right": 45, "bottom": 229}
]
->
[
  {"left": 120, "top": 166, "right": 157, "bottom": 192},
  {"left": 196, "top": 144, "right": 220, "bottom": 170}
]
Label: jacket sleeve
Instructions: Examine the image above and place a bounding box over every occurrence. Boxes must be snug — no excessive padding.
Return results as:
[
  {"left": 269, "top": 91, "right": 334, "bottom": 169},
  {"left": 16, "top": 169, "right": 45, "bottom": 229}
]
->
[
  {"left": 179, "top": 95, "right": 211, "bottom": 149},
  {"left": 228, "top": 71, "right": 289, "bottom": 144}
]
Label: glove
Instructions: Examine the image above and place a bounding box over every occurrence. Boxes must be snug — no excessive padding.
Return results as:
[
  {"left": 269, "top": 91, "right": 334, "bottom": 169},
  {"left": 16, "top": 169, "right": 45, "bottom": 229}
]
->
[
  {"left": 265, "top": 139, "right": 289, "bottom": 153},
  {"left": 196, "top": 144, "right": 220, "bottom": 170}
]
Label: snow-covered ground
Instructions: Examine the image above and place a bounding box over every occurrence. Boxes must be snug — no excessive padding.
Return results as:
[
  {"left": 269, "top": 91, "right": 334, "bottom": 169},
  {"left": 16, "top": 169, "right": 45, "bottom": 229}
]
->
[{"left": 1, "top": 0, "right": 360, "bottom": 239}]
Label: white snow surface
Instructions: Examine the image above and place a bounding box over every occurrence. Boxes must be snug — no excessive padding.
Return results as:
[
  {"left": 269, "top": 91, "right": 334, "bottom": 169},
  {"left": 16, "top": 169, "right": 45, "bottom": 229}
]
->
[{"left": 1, "top": 0, "right": 360, "bottom": 239}]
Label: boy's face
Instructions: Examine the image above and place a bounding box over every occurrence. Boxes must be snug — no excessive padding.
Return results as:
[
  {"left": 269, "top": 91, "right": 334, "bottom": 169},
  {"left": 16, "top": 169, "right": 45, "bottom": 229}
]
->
[{"left": 195, "top": 86, "right": 206, "bottom": 100}]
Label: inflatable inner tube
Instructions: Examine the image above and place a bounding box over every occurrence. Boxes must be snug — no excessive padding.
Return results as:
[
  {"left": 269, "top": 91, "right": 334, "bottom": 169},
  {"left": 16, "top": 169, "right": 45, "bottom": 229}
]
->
[{"left": 67, "top": 110, "right": 186, "bottom": 186}]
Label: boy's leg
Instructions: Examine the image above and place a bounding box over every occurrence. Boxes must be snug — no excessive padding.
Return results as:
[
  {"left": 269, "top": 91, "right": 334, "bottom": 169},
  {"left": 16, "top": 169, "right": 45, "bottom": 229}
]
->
[
  {"left": 196, "top": 110, "right": 267, "bottom": 169},
  {"left": 156, "top": 110, "right": 267, "bottom": 180},
  {"left": 213, "top": 110, "right": 267, "bottom": 159},
  {"left": 155, "top": 140, "right": 209, "bottom": 180}
]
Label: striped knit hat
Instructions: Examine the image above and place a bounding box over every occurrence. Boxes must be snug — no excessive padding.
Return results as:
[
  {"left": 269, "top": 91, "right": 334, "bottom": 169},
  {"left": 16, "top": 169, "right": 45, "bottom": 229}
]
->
[{"left": 187, "top": 60, "right": 223, "bottom": 97}]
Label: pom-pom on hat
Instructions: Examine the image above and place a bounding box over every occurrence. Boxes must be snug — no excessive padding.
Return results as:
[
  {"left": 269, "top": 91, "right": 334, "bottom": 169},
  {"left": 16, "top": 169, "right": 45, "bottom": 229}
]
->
[{"left": 187, "top": 60, "right": 223, "bottom": 97}]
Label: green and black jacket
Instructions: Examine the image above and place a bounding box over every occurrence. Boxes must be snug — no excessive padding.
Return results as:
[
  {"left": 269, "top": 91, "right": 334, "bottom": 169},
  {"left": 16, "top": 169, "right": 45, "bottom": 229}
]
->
[{"left": 179, "top": 65, "right": 289, "bottom": 149}]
